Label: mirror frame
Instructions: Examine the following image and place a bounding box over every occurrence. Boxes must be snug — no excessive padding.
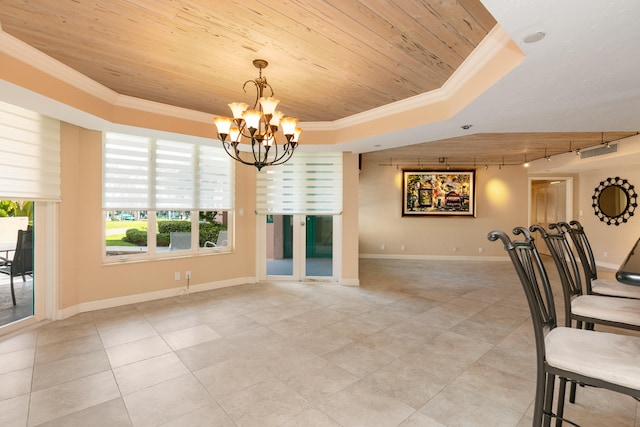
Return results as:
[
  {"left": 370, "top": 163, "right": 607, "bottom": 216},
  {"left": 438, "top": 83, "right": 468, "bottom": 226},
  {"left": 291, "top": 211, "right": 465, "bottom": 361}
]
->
[{"left": 592, "top": 177, "right": 638, "bottom": 226}]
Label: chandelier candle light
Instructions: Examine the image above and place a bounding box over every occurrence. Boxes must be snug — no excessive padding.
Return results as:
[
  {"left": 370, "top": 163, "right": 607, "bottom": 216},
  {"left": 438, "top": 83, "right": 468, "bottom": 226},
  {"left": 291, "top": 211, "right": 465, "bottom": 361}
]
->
[{"left": 213, "top": 59, "right": 301, "bottom": 170}]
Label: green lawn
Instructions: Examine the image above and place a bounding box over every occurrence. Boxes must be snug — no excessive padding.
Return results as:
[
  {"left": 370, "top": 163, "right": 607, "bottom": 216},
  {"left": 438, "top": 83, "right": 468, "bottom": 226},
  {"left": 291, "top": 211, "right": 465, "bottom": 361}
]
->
[{"left": 105, "top": 220, "right": 147, "bottom": 246}]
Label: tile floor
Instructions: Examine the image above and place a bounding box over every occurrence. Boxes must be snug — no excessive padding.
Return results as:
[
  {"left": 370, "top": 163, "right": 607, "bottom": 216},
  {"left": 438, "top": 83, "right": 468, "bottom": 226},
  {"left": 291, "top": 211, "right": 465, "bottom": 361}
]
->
[
  {"left": 0, "top": 258, "right": 639, "bottom": 426},
  {"left": 0, "top": 277, "right": 33, "bottom": 326}
]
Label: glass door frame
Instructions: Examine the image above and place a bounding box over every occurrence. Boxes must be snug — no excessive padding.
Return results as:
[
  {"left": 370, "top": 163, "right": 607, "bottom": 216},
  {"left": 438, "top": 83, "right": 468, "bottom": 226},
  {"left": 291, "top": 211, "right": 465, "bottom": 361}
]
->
[
  {"left": 0, "top": 201, "right": 56, "bottom": 335},
  {"left": 257, "top": 214, "right": 341, "bottom": 282}
]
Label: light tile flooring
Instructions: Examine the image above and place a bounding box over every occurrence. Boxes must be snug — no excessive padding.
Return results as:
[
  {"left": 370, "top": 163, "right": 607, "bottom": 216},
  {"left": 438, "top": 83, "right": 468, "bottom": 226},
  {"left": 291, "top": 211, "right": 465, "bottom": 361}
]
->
[{"left": 0, "top": 258, "right": 639, "bottom": 426}]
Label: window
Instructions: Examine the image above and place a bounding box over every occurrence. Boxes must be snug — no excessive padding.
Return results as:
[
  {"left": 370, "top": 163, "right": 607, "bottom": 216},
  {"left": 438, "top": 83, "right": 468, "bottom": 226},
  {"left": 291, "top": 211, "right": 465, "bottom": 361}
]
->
[{"left": 103, "top": 132, "right": 233, "bottom": 260}]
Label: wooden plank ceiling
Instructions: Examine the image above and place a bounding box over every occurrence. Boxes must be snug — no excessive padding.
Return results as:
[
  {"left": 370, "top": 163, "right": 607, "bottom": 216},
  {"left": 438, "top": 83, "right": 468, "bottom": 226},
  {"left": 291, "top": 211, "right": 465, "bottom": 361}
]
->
[
  {"left": 0, "top": 0, "right": 494, "bottom": 122},
  {"left": 1, "top": 0, "right": 635, "bottom": 165}
]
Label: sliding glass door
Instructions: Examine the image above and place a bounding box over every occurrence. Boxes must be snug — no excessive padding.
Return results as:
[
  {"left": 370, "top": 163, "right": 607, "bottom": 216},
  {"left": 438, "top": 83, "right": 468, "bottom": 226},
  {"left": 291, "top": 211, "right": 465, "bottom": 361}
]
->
[
  {"left": 264, "top": 214, "right": 334, "bottom": 280},
  {"left": 0, "top": 200, "right": 34, "bottom": 327}
]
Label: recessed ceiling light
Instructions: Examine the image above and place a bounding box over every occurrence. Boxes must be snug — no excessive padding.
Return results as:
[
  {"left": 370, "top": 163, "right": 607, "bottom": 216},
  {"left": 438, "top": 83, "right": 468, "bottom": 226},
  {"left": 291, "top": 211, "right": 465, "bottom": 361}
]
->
[{"left": 523, "top": 32, "right": 545, "bottom": 44}]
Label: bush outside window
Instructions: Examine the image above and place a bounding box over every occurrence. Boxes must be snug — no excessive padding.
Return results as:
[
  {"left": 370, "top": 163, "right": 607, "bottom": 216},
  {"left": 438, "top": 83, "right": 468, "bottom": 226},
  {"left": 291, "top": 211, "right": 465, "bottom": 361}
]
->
[{"left": 104, "top": 210, "right": 229, "bottom": 258}]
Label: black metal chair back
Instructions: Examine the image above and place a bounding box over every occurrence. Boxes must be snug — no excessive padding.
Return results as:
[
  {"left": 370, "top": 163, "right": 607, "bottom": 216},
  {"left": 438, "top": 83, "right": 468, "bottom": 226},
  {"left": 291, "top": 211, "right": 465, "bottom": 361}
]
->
[
  {"left": 490, "top": 226, "right": 640, "bottom": 426},
  {"left": 531, "top": 224, "right": 583, "bottom": 328},
  {"left": 488, "top": 227, "right": 557, "bottom": 426},
  {"left": 13, "top": 229, "right": 33, "bottom": 276},
  {"left": 558, "top": 220, "right": 597, "bottom": 293}
]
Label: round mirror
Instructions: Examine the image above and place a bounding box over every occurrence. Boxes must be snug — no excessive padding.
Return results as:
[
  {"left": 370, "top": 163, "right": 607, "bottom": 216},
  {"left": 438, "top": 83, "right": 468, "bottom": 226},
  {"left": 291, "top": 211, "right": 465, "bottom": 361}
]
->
[
  {"left": 592, "top": 177, "right": 638, "bottom": 226},
  {"left": 599, "top": 186, "right": 628, "bottom": 217}
]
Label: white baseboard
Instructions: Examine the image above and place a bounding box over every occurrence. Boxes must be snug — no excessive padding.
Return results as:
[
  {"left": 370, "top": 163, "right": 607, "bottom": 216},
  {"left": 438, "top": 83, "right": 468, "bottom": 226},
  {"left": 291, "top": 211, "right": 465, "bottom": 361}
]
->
[
  {"left": 359, "top": 253, "right": 507, "bottom": 262},
  {"left": 56, "top": 277, "right": 257, "bottom": 320},
  {"left": 596, "top": 261, "right": 620, "bottom": 271},
  {"left": 340, "top": 278, "right": 360, "bottom": 287}
]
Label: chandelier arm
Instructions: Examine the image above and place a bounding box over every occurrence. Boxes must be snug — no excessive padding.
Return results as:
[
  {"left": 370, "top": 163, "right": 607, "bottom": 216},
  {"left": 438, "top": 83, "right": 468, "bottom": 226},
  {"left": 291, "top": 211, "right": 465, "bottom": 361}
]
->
[
  {"left": 267, "top": 146, "right": 296, "bottom": 166},
  {"left": 270, "top": 143, "right": 296, "bottom": 165},
  {"left": 242, "top": 79, "right": 261, "bottom": 109},
  {"left": 262, "top": 144, "right": 291, "bottom": 166},
  {"left": 251, "top": 137, "right": 263, "bottom": 166},
  {"left": 263, "top": 82, "right": 274, "bottom": 98},
  {"left": 221, "top": 140, "right": 257, "bottom": 168}
]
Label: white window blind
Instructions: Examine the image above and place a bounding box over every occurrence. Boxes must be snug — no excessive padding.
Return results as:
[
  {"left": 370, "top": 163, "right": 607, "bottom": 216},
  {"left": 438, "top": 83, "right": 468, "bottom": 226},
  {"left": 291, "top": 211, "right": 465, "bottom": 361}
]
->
[
  {"left": 103, "top": 132, "right": 232, "bottom": 210},
  {"left": 256, "top": 152, "right": 343, "bottom": 215},
  {"left": 0, "top": 100, "right": 61, "bottom": 201},
  {"left": 155, "top": 139, "right": 194, "bottom": 209},
  {"left": 198, "top": 145, "right": 234, "bottom": 209},
  {"left": 103, "top": 133, "right": 150, "bottom": 209}
]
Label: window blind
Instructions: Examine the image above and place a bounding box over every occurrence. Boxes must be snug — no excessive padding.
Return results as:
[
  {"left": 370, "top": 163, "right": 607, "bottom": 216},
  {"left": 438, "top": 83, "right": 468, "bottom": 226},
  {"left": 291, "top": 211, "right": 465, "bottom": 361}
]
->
[
  {"left": 256, "top": 152, "right": 343, "bottom": 215},
  {"left": 155, "top": 139, "right": 194, "bottom": 209},
  {"left": 0, "top": 100, "right": 61, "bottom": 201},
  {"left": 103, "top": 132, "right": 233, "bottom": 210},
  {"left": 198, "top": 145, "right": 234, "bottom": 209},
  {"left": 103, "top": 133, "right": 150, "bottom": 209}
]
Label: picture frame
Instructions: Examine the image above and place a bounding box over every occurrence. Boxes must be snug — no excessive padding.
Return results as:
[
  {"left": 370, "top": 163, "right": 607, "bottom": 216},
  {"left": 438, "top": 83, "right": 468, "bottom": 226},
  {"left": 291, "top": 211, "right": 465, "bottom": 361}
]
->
[{"left": 403, "top": 169, "right": 476, "bottom": 217}]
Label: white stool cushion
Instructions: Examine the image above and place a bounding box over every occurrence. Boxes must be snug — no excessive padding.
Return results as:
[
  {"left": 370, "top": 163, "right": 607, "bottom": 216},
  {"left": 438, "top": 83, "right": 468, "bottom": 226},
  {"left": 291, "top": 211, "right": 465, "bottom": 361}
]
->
[
  {"left": 592, "top": 278, "right": 640, "bottom": 299},
  {"left": 546, "top": 327, "right": 640, "bottom": 390},
  {"left": 571, "top": 294, "right": 640, "bottom": 326}
]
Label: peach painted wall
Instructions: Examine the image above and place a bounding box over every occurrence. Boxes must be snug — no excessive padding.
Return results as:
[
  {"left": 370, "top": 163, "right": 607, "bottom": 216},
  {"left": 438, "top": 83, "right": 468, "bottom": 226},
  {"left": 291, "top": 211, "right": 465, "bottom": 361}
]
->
[
  {"left": 58, "top": 124, "right": 258, "bottom": 308},
  {"left": 358, "top": 157, "right": 529, "bottom": 258},
  {"left": 341, "top": 153, "right": 360, "bottom": 282},
  {"left": 57, "top": 123, "right": 359, "bottom": 310}
]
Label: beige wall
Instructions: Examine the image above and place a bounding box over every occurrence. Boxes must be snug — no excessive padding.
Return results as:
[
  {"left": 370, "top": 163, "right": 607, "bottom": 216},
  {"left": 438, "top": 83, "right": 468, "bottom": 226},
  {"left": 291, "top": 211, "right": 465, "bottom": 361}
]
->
[
  {"left": 358, "top": 158, "right": 529, "bottom": 258},
  {"left": 577, "top": 164, "right": 640, "bottom": 268},
  {"left": 28, "top": 121, "right": 640, "bottom": 316},
  {"left": 341, "top": 153, "right": 360, "bottom": 281},
  {"left": 58, "top": 124, "right": 258, "bottom": 309},
  {"left": 50, "top": 123, "right": 640, "bottom": 314},
  {"left": 56, "top": 123, "right": 359, "bottom": 312},
  {"left": 357, "top": 152, "right": 640, "bottom": 269}
]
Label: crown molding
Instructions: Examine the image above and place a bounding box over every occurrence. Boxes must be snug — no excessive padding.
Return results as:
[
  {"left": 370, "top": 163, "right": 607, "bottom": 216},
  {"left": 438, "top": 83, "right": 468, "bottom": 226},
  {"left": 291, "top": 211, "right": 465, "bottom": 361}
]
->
[
  {"left": 0, "top": 29, "right": 119, "bottom": 104},
  {"left": 1, "top": 28, "right": 214, "bottom": 125},
  {"left": 114, "top": 95, "right": 212, "bottom": 123},
  {"left": 0, "top": 24, "right": 521, "bottom": 141}
]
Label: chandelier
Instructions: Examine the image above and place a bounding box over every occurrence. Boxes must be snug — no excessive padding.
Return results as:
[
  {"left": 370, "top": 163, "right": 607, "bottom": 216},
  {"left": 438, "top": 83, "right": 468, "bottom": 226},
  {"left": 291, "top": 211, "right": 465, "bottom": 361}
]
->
[{"left": 213, "top": 59, "right": 301, "bottom": 170}]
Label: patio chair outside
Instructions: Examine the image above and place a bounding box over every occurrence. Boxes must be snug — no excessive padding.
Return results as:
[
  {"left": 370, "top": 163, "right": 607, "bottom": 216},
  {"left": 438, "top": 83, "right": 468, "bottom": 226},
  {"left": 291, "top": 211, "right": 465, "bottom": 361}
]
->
[{"left": 0, "top": 228, "right": 33, "bottom": 305}]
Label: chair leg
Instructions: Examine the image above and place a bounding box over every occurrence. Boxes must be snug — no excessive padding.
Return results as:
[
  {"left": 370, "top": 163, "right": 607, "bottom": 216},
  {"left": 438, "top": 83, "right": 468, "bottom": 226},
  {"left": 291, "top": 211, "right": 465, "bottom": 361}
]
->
[
  {"left": 556, "top": 378, "right": 567, "bottom": 427},
  {"left": 533, "top": 371, "right": 547, "bottom": 427},
  {"left": 10, "top": 275, "right": 16, "bottom": 305},
  {"left": 569, "top": 381, "right": 577, "bottom": 403},
  {"left": 568, "top": 319, "right": 581, "bottom": 403},
  {"left": 543, "top": 373, "right": 556, "bottom": 427}
]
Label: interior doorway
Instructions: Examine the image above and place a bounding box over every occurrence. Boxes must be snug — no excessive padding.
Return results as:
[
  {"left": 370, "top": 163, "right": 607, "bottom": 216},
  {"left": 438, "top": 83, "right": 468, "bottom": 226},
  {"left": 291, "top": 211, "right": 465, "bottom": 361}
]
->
[{"left": 529, "top": 178, "right": 573, "bottom": 255}]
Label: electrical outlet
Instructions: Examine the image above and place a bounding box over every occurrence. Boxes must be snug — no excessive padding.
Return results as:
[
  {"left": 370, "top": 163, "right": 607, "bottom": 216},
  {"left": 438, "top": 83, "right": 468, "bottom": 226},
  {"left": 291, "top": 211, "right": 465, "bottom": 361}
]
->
[
  {"left": 478, "top": 247, "right": 484, "bottom": 253},
  {"left": 174, "top": 272, "right": 180, "bottom": 280},
  {"left": 381, "top": 244, "right": 386, "bottom": 250},
  {"left": 401, "top": 245, "right": 406, "bottom": 251},
  {"left": 603, "top": 251, "right": 608, "bottom": 258},
  {"left": 453, "top": 246, "right": 458, "bottom": 252},
  {"left": 185, "top": 271, "right": 191, "bottom": 280}
]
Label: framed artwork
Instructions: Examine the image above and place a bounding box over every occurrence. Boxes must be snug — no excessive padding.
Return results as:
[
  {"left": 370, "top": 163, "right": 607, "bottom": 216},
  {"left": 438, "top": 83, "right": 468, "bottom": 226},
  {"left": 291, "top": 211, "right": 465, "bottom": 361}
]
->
[{"left": 403, "top": 170, "right": 476, "bottom": 216}]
